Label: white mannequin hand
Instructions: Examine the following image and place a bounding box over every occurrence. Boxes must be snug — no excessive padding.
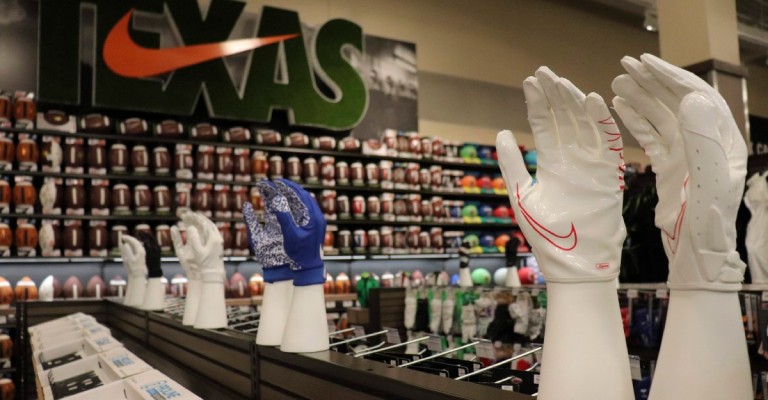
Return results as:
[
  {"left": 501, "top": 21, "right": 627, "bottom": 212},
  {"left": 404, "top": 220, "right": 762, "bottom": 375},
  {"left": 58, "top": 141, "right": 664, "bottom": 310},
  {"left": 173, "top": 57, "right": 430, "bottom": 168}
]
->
[
  {"left": 170, "top": 224, "right": 200, "bottom": 280},
  {"left": 497, "top": 67, "right": 625, "bottom": 283},
  {"left": 121, "top": 234, "right": 148, "bottom": 278},
  {"left": 181, "top": 212, "right": 224, "bottom": 279},
  {"left": 612, "top": 54, "right": 747, "bottom": 291}
]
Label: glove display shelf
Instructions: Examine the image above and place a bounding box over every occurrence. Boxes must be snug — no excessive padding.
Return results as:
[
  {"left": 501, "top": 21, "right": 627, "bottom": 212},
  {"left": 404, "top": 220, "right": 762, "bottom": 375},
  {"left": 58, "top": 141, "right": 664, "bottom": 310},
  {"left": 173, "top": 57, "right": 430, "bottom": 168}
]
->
[{"left": 16, "top": 299, "right": 535, "bottom": 400}]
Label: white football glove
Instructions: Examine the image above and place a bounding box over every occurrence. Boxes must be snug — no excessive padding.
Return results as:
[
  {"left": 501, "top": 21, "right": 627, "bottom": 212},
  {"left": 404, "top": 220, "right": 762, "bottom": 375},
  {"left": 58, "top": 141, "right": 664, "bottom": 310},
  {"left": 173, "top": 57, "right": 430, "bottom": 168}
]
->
[
  {"left": 745, "top": 172, "right": 768, "bottom": 283},
  {"left": 181, "top": 212, "right": 225, "bottom": 282},
  {"left": 612, "top": 54, "right": 747, "bottom": 291},
  {"left": 497, "top": 67, "right": 626, "bottom": 283},
  {"left": 170, "top": 223, "right": 201, "bottom": 281},
  {"left": 121, "top": 235, "right": 148, "bottom": 279}
]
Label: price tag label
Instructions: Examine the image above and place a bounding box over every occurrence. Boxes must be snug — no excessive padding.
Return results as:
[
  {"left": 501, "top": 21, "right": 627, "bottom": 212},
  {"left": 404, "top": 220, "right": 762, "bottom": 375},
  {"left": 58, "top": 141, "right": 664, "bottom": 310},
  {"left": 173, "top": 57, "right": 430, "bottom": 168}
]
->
[
  {"left": 353, "top": 325, "right": 366, "bottom": 337},
  {"left": 426, "top": 334, "right": 442, "bottom": 352},
  {"left": 476, "top": 340, "right": 495, "bottom": 360},
  {"left": 239, "top": 306, "right": 250, "bottom": 313},
  {"left": 342, "top": 300, "right": 354, "bottom": 308},
  {"left": 141, "top": 380, "right": 181, "bottom": 399},
  {"left": 501, "top": 385, "right": 516, "bottom": 392},
  {"left": 655, "top": 289, "right": 668, "bottom": 299},
  {"left": 761, "top": 291, "right": 768, "bottom": 302},
  {"left": 530, "top": 289, "right": 540, "bottom": 296},
  {"left": 384, "top": 327, "right": 401, "bottom": 344},
  {"left": 326, "top": 301, "right": 336, "bottom": 309},
  {"left": 534, "top": 374, "right": 541, "bottom": 384},
  {"left": 111, "top": 355, "right": 135, "bottom": 367},
  {"left": 626, "top": 289, "right": 639, "bottom": 299}
]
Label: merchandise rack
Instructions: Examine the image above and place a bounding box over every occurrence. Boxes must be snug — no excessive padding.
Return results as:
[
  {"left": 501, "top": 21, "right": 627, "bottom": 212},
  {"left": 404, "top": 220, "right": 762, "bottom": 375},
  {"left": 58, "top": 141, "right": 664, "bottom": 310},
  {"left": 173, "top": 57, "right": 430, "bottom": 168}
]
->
[
  {"left": 2, "top": 127, "right": 503, "bottom": 172},
  {"left": 0, "top": 169, "right": 512, "bottom": 201},
  {"left": 16, "top": 299, "right": 534, "bottom": 400}
]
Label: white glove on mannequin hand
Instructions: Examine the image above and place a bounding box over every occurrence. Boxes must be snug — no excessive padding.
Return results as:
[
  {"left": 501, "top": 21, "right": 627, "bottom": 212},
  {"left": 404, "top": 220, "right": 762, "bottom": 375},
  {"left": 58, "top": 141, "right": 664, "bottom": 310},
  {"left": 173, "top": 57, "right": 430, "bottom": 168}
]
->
[
  {"left": 170, "top": 221, "right": 202, "bottom": 325},
  {"left": 182, "top": 212, "right": 227, "bottom": 329},
  {"left": 497, "top": 67, "right": 626, "bottom": 283},
  {"left": 745, "top": 172, "right": 768, "bottom": 284},
  {"left": 121, "top": 234, "right": 147, "bottom": 307},
  {"left": 612, "top": 54, "right": 747, "bottom": 291}
]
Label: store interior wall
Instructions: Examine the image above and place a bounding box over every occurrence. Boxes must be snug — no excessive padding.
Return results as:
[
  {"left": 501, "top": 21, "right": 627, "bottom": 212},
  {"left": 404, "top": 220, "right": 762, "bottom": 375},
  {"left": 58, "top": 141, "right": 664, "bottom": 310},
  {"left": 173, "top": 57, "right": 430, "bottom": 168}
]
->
[{"left": 226, "top": 0, "right": 659, "bottom": 164}]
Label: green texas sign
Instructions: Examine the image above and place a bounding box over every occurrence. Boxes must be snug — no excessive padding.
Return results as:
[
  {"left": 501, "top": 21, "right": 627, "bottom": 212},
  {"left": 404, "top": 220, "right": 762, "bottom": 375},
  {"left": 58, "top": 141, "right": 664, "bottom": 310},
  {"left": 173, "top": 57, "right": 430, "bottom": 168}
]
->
[{"left": 38, "top": 0, "right": 368, "bottom": 131}]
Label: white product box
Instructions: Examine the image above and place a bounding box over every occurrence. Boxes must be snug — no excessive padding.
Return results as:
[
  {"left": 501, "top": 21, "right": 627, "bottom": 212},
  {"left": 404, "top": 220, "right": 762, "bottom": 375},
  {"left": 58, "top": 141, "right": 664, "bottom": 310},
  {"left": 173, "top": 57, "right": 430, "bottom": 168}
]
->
[
  {"left": 40, "top": 347, "right": 152, "bottom": 400},
  {"left": 33, "top": 334, "right": 123, "bottom": 375},
  {"left": 31, "top": 323, "right": 111, "bottom": 353},
  {"left": 63, "top": 369, "right": 202, "bottom": 400},
  {"left": 29, "top": 313, "right": 96, "bottom": 337}
]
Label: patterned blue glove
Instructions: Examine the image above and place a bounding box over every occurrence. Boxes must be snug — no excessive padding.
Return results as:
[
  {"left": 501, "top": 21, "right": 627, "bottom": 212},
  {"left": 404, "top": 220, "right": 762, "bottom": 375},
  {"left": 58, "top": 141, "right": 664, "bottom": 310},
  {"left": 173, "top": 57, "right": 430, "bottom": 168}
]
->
[
  {"left": 261, "top": 179, "right": 326, "bottom": 286},
  {"left": 243, "top": 186, "right": 295, "bottom": 283}
]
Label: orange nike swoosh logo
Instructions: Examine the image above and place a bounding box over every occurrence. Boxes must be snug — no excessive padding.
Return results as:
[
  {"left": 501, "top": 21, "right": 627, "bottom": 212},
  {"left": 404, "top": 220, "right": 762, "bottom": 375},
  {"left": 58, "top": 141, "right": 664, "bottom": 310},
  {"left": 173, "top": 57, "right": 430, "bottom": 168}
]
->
[
  {"left": 103, "top": 9, "right": 299, "bottom": 78},
  {"left": 516, "top": 183, "right": 578, "bottom": 251}
]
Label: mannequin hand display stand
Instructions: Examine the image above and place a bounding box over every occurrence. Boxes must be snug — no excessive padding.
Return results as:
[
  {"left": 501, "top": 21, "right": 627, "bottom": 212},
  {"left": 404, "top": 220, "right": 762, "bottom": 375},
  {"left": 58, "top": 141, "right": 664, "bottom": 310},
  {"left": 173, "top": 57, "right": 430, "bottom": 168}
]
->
[
  {"left": 170, "top": 222, "right": 202, "bottom": 326},
  {"left": 120, "top": 235, "right": 147, "bottom": 308},
  {"left": 137, "top": 232, "right": 165, "bottom": 311},
  {"left": 181, "top": 212, "right": 227, "bottom": 330},
  {"left": 613, "top": 53, "right": 751, "bottom": 400},
  {"left": 458, "top": 243, "right": 473, "bottom": 288},
  {"left": 745, "top": 172, "right": 768, "bottom": 285},
  {"left": 243, "top": 183, "right": 296, "bottom": 346},
  {"left": 260, "top": 179, "right": 330, "bottom": 353},
  {"left": 504, "top": 237, "right": 522, "bottom": 287},
  {"left": 497, "top": 67, "right": 632, "bottom": 399}
]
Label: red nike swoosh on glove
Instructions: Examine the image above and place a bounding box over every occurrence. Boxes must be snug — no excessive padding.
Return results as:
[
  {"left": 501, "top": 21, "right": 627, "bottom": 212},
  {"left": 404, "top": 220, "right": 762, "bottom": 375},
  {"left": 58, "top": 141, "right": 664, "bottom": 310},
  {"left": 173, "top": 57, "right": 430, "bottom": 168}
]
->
[
  {"left": 664, "top": 177, "right": 690, "bottom": 254},
  {"left": 516, "top": 183, "right": 578, "bottom": 251},
  {"left": 104, "top": 9, "right": 299, "bottom": 78}
]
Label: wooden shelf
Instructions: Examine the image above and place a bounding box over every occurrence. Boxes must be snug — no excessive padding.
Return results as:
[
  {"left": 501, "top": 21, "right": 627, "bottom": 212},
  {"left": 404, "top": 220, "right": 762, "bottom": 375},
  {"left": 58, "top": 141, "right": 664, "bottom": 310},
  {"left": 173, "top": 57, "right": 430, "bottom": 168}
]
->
[{"left": 4, "top": 126, "right": 502, "bottom": 172}]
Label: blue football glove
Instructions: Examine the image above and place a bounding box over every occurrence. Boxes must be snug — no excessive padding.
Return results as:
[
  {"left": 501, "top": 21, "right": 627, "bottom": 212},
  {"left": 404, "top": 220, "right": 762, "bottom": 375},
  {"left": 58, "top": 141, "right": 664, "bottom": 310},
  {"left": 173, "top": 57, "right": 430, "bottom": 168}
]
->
[
  {"left": 260, "top": 179, "right": 326, "bottom": 286},
  {"left": 243, "top": 185, "right": 296, "bottom": 283}
]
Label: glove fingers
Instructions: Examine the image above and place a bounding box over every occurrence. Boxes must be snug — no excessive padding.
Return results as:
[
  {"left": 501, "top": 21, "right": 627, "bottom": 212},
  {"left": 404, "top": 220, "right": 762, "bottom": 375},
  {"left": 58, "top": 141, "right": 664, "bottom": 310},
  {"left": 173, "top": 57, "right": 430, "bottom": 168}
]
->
[
  {"left": 621, "top": 56, "right": 680, "bottom": 114},
  {"left": 185, "top": 226, "right": 204, "bottom": 252},
  {"left": 170, "top": 226, "right": 184, "bottom": 254},
  {"left": 679, "top": 92, "right": 729, "bottom": 191},
  {"left": 640, "top": 53, "right": 712, "bottom": 99},
  {"left": 274, "top": 179, "right": 311, "bottom": 226},
  {"left": 242, "top": 202, "right": 263, "bottom": 254},
  {"left": 612, "top": 97, "right": 664, "bottom": 159},
  {"left": 121, "top": 235, "right": 143, "bottom": 257},
  {"left": 557, "top": 78, "right": 599, "bottom": 153},
  {"left": 535, "top": 67, "right": 576, "bottom": 147},
  {"left": 496, "top": 130, "right": 533, "bottom": 196},
  {"left": 586, "top": 93, "right": 624, "bottom": 171},
  {"left": 523, "top": 77, "right": 560, "bottom": 168},
  {"left": 612, "top": 74, "right": 678, "bottom": 146}
]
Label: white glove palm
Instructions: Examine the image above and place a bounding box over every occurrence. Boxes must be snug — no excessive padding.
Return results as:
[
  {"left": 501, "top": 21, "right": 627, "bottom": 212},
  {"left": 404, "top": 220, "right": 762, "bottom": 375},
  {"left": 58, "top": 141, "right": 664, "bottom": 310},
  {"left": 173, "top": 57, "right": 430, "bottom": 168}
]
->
[
  {"left": 612, "top": 54, "right": 747, "bottom": 291},
  {"left": 181, "top": 212, "right": 224, "bottom": 280},
  {"left": 121, "top": 235, "right": 148, "bottom": 278},
  {"left": 497, "top": 67, "right": 626, "bottom": 283},
  {"left": 170, "top": 223, "right": 200, "bottom": 280}
]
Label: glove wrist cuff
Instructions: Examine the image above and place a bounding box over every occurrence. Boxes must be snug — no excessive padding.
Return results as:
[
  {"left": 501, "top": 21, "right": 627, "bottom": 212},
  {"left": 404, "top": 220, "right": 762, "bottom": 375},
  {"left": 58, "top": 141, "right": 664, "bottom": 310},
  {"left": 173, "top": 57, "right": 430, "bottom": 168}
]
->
[
  {"left": 292, "top": 265, "right": 325, "bottom": 286},
  {"left": 201, "top": 270, "right": 225, "bottom": 283},
  {"left": 263, "top": 264, "right": 294, "bottom": 283},
  {"left": 129, "top": 270, "right": 147, "bottom": 279}
]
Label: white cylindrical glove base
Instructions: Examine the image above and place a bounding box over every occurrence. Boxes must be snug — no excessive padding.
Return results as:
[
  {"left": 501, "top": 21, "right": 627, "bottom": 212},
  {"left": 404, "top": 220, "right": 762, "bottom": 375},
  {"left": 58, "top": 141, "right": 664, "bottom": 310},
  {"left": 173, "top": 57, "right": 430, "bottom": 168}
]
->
[
  {"left": 458, "top": 268, "right": 472, "bottom": 288},
  {"left": 505, "top": 266, "right": 522, "bottom": 288},
  {"left": 141, "top": 278, "right": 165, "bottom": 311},
  {"left": 649, "top": 290, "right": 751, "bottom": 400},
  {"left": 257, "top": 280, "right": 294, "bottom": 346},
  {"left": 194, "top": 280, "right": 227, "bottom": 329},
  {"left": 537, "top": 281, "right": 633, "bottom": 400},
  {"left": 182, "top": 279, "right": 202, "bottom": 326},
  {"left": 281, "top": 284, "right": 330, "bottom": 353},
  {"left": 125, "top": 276, "right": 147, "bottom": 307}
]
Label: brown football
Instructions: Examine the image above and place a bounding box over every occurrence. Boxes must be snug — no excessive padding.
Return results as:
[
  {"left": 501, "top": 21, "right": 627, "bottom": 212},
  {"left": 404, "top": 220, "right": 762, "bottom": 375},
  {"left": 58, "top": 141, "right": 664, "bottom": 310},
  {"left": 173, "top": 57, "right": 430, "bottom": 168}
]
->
[
  {"left": 63, "top": 225, "right": 83, "bottom": 252},
  {"left": 12, "top": 181, "right": 36, "bottom": 210},
  {"left": 0, "top": 278, "right": 12, "bottom": 306},
  {"left": 119, "top": 118, "right": 148, "bottom": 136},
  {"left": 109, "top": 144, "right": 129, "bottom": 172},
  {"left": 87, "top": 225, "right": 108, "bottom": 255},
  {"left": 65, "top": 184, "right": 86, "bottom": 209},
  {"left": 0, "top": 137, "right": 13, "bottom": 167},
  {"left": 192, "top": 189, "right": 212, "bottom": 212},
  {"left": 89, "top": 185, "right": 110, "bottom": 209},
  {"left": 80, "top": 114, "right": 111, "bottom": 133},
  {"left": 15, "top": 223, "right": 38, "bottom": 251},
  {"left": 152, "top": 147, "right": 171, "bottom": 174},
  {"left": 224, "top": 127, "right": 250, "bottom": 143},
  {"left": 131, "top": 145, "right": 150, "bottom": 173},
  {"left": 86, "top": 275, "right": 108, "bottom": 298},
  {"left": 15, "top": 139, "right": 38, "bottom": 168},
  {"left": 285, "top": 132, "right": 309, "bottom": 147},
  {"left": 87, "top": 143, "right": 107, "bottom": 169},
  {"left": 112, "top": 184, "right": 132, "bottom": 210},
  {"left": 256, "top": 130, "right": 281, "bottom": 145},
  {"left": 134, "top": 184, "right": 152, "bottom": 211},
  {"left": 191, "top": 123, "right": 218, "bottom": 140},
  {"left": 62, "top": 276, "right": 83, "bottom": 299},
  {"left": 156, "top": 120, "right": 183, "bottom": 137}
]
